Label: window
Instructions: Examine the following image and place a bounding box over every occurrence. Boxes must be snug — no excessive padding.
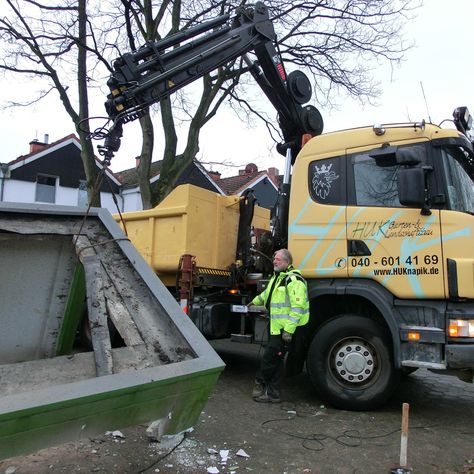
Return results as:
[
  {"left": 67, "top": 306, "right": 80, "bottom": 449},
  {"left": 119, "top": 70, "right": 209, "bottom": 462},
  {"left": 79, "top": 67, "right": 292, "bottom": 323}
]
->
[
  {"left": 352, "top": 154, "right": 402, "bottom": 207},
  {"left": 350, "top": 143, "right": 429, "bottom": 208},
  {"left": 78, "top": 180, "right": 88, "bottom": 207},
  {"left": 441, "top": 147, "right": 474, "bottom": 213},
  {"left": 35, "top": 175, "right": 56, "bottom": 203}
]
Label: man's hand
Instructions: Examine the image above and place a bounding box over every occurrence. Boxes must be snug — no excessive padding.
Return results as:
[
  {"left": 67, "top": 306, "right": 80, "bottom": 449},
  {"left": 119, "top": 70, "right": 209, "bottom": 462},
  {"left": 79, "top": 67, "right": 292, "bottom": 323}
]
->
[
  {"left": 282, "top": 331, "right": 292, "bottom": 343},
  {"left": 247, "top": 304, "right": 268, "bottom": 319}
]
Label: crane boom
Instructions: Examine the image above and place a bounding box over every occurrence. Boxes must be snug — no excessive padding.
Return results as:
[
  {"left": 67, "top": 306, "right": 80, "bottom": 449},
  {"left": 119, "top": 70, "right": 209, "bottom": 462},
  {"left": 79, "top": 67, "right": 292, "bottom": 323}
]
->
[{"left": 101, "top": 2, "right": 323, "bottom": 162}]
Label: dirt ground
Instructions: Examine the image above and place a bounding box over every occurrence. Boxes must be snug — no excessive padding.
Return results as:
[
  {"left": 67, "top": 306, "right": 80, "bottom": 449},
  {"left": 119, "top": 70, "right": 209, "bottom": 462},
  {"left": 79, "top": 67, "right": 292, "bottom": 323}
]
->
[{"left": 1, "top": 339, "right": 474, "bottom": 474}]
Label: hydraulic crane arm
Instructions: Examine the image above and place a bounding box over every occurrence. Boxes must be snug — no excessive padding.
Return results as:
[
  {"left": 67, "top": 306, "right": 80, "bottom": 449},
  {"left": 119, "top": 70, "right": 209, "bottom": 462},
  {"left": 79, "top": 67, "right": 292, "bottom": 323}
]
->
[{"left": 100, "top": 2, "right": 323, "bottom": 162}]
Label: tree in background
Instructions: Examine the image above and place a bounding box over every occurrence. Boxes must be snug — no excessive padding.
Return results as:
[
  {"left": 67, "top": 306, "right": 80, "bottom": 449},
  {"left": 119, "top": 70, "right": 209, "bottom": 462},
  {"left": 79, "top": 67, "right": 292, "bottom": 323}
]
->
[
  {"left": 0, "top": 0, "right": 420, "bottom": 209},
  {"left": 0, "top": 0, "right": 111, "bottom": 206},
  {"left": 112, "top": 0, "right": 419, "bottom": 208},
  {"left": 108, "top": 0, "right": 246, "bottom": 208}
]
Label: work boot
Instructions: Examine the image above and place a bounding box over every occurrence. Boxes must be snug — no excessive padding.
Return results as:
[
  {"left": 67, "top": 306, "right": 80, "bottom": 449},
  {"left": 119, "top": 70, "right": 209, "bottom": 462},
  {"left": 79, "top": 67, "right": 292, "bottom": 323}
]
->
[
  {"left": 252, "top": 382, "right": 265, "bottom": 398},
  {"left": 253, "top": 391, "right": 281, "bottom": 403}
]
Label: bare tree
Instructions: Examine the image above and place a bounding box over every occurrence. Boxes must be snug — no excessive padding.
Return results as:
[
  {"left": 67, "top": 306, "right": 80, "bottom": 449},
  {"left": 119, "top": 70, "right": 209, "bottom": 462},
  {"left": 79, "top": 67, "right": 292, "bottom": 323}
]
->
[
  {"left": 107, "top": 0, "right": 242, "bottom": 208},
  {"left": 0, "top": 0, "right": 110, "bottom": 206},
  {"left": 110, "top": 0, "right": 419, "bottom": 208},
  {"left": 0, "top": 0, "right": 420, "bottom": 209}
]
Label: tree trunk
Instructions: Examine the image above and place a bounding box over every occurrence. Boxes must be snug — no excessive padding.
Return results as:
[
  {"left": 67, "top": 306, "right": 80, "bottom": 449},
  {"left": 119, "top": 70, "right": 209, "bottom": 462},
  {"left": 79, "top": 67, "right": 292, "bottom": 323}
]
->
[
  {"left": 150, "top": 74, "right": 224, "bottom": 205},
  {"left": 137, "top": 113, "right": 154, "bottom": 209},
  {"left": 77, "top": 0, "right": 100, "bottom": 207}
]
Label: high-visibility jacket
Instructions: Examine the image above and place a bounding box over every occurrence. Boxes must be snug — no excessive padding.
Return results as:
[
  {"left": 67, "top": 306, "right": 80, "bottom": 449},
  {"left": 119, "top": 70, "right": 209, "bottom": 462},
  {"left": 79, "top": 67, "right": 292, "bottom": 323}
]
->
[{"left": 251, "top": 266, "right": 309, "bottom": 335}]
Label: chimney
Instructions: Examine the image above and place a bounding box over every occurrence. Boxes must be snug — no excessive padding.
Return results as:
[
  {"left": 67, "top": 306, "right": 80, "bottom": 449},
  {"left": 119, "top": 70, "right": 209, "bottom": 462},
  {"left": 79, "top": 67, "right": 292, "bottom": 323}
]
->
[
  {"left": 239, "top": 163, "right": 258, "bottom": 175},
  {"left": 29, "top": 138, "right": 49, "bottom": 154},
  {"left": 208, "top": 170, "right": 221, "bottom": 181},
  {"left": 267, "top": 167, "right": 279, "bottom": 185},
  {"left": 44, "top": 134, "right": 49, "bottom": 144}
]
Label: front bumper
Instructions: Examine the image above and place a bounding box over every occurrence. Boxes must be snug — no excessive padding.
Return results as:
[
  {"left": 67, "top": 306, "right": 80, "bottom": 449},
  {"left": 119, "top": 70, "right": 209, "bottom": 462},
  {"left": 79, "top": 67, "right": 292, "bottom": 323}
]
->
[{"left": 446, "top": 344, "right": 474, "bottom": 368}]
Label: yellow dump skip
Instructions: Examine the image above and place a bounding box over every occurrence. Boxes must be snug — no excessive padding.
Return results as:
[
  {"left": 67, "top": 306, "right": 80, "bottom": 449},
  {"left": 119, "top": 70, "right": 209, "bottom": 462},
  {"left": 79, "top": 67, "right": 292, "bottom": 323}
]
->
[{"left": 116, "top": 185, "right": 270, "bottom": 285}]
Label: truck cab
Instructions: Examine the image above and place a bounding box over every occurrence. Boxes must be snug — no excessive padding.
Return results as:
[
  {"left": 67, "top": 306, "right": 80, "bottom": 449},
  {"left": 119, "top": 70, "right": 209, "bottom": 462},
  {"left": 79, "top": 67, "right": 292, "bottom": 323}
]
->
[{"left": 289, "top": 118, "right": 474, "bottom": 409}]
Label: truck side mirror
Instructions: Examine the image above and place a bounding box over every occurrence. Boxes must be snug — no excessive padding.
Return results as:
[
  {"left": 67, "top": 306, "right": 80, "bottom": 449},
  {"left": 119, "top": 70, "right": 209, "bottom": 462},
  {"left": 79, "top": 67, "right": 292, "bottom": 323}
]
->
[{"left": 397, "top": 167, "right": 427, "bottom": 210}]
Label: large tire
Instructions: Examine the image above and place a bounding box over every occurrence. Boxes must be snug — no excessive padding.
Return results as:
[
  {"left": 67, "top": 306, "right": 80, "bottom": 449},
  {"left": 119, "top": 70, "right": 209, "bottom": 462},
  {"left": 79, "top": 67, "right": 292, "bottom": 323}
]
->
[{"left": 307, "top": 315, "right": 400, "bottom": 411}]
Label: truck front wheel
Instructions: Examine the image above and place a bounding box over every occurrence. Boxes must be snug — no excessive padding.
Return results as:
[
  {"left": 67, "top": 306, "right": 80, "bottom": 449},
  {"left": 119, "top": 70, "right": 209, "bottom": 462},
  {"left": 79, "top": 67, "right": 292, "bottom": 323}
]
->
[{"left": 306, "top": 315, "right": 400, "bottom": 410}]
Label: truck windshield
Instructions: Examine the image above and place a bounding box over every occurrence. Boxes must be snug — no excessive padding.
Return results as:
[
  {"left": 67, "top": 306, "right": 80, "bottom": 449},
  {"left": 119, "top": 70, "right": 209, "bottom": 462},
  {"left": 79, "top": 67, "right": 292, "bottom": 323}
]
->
[{"left": 440, "top": 146, "right": 474, "bottom": 214}]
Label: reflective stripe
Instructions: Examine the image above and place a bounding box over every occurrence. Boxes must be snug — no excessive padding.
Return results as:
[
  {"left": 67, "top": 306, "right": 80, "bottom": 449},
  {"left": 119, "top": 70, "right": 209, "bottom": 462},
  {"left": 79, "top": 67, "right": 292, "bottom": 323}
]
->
[
  {"left": 254, "top": 295, "right": 264, "bottom": 306},
  {"left": 272, "top": 305, "right": 308, "bottom": 315},
  {"left": 254, "top": 268, "right": 309, "bottom": 333},
  {"left": 271, "top": 313, "right": 299, "bottom": 323},
  {"left": 270, "top": 302, "right": 286, "bottom": 308},
  {"left": 290, "top": 307, "right": 306, "bottom": 314},
  {"left": 271, "top": 314, "right": 288, "bottom": 320}
]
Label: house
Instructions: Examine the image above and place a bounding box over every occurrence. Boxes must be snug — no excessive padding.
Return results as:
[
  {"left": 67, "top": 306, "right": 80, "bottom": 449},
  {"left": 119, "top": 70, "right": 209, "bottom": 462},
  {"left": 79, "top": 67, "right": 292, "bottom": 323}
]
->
[
  {"left": 0, "top": 134, "right": 121, "bottom": 214},
  {"left": 116, "top": 158, "right": 224, "bottom": 212},
  {"left": 0, "top": 134, "right": 225, "bottom": 214},
  {"left": 0, "top": 134, "right": 281, "bottom": 215},
  {"left": 210, "top": 162, "right": 280, "bottom": 209}
]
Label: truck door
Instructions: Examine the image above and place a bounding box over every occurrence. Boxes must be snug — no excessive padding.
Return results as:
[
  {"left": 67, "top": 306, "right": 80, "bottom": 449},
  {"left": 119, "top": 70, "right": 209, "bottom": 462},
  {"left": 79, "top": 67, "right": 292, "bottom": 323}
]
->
[
  {"left": 345, "top": 141, "right": 445, "bottom": 299},
  {"left": 436, "top": 145, "right": 474, "bottom": 299}
]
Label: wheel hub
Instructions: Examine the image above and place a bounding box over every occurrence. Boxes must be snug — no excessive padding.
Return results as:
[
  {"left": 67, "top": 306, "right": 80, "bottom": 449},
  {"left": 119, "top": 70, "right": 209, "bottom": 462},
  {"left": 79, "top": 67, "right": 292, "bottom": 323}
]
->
[{"left": 333, "top": 338, "right": 375, "bottom": 383}]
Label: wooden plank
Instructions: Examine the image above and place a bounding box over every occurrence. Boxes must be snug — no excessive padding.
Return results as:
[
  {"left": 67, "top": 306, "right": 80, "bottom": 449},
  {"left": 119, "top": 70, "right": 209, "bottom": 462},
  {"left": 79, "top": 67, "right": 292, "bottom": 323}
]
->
[
  {"left": 75, "top": 235, "right": 113, "bottom": 376},
  {"left": 100, "top": 262, "right": 144, "bottom": 346},
  {"left": 104, "top": 290, "right": 144, "bottom": 347},
  {"left": 400, "top": 402, "right": 410, "bottom": 468}
]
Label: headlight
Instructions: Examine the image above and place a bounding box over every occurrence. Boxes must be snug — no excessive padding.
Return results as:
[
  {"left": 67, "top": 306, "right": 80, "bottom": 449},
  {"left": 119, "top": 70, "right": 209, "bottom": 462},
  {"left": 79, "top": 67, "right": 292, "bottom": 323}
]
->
[{"left": 448, "top": 319, "right": 474, "bottom": 337}]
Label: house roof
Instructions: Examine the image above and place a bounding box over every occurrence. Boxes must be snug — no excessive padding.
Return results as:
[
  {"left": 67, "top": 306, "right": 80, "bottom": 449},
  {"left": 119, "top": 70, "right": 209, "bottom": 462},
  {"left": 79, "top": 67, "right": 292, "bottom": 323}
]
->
[
  {"left": 218, "top": 169, "right": 280, "bottom": 195},
  {"left": 8, "top": 134, "right": 121, "bottom": 186},
  {"left": 193, "top": 160, "right": 224, "bottom": 194},
  {"left": 115, "top": 161, "right": 162, "bottom": 187},
  {"left": 116, "top": 159, "right": 224, "bottom": 194},
  {"left": 218, "top": 170, "right": 265, "bottom": 195},
  {"left": 8, "top": 134, "right": 78, "bottom": 166},
  {"left": 9, "top": 133, "right": 275, "bottom": 197}
]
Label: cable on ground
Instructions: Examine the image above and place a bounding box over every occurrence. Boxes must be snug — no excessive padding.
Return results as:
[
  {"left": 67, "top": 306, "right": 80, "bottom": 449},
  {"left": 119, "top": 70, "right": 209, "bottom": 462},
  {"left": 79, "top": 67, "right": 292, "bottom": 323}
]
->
[
  {"left": 260, "top": 408, "right": 440, "bottom": 452},
  {"left": 136, "top": 432, "right": 187, "bottom": 473}
]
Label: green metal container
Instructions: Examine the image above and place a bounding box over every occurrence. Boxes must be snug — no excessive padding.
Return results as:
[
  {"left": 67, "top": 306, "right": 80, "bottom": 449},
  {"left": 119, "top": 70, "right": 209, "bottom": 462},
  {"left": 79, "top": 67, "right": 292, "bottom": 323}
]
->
[{"left": 0, "top": 203, "right": 224, "bottom": 460}]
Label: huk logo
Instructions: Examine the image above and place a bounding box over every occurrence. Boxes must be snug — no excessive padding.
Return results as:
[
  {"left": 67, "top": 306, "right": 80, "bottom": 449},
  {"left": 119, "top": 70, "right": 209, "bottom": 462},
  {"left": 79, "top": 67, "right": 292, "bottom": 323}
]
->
[{"left": 312, "top": 163, "right": 339, "bottom": 200}]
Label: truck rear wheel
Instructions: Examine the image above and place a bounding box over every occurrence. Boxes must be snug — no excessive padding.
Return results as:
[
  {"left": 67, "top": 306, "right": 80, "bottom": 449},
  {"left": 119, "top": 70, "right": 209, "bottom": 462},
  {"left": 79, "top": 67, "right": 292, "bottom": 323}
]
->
[{"left": 307, "top": 315, "right": 400, "bottom": 410}]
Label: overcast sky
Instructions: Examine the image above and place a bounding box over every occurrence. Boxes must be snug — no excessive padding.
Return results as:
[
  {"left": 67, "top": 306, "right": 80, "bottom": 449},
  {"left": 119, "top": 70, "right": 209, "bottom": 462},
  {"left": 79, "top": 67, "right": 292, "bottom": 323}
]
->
[{"left": 0, "top": 0, "right": 472, "bottom": 176}]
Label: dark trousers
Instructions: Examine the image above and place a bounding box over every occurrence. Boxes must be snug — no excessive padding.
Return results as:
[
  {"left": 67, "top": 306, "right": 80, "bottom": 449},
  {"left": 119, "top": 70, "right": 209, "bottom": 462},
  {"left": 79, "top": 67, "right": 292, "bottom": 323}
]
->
[{"left": 256, "top": 334, "right": 287, "bottom": 398}]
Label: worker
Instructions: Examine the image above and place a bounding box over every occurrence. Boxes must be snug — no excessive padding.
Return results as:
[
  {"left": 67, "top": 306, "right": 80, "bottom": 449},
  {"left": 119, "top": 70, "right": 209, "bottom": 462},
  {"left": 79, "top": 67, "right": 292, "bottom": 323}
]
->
[{"left": 249, "top": 248, "right": 309, "bottom": 403}]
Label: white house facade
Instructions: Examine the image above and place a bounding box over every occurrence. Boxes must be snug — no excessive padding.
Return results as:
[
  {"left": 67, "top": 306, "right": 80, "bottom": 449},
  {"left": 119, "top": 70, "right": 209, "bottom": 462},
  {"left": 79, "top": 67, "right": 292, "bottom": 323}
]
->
[
  {"left": 1, "top": 135, "right": 125, "bottom": 214},
  {"left": 0, "top": 134, "right": 225, "bottom": 215}
]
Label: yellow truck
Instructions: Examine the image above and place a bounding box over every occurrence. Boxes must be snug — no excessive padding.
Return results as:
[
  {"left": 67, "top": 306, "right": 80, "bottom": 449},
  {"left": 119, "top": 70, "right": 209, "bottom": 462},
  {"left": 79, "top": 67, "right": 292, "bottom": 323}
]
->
[
  {"left": 286, "top": 115, "right": 474, "bottom": 408},
  {"left": 116, "top": 116, "right": 474, "bottom": 410},
  {"left": 99, "top": 3, "right": 474, "bottom": 409}
]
